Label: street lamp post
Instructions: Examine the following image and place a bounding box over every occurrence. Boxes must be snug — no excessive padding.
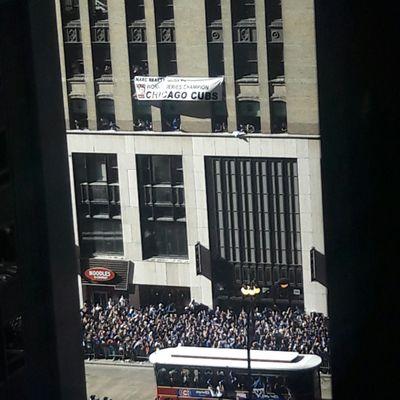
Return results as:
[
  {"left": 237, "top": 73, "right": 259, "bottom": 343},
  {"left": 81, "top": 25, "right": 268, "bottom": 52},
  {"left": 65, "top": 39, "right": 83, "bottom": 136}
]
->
[{"left": 241, "top": 283, "right": 260, "bottom": 400}]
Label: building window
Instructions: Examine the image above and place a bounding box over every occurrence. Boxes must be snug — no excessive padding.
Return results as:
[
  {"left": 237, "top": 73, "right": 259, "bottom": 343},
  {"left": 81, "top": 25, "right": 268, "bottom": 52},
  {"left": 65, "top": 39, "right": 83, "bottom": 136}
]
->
[
  {"left": 231, "top": 0, "right": 257, "bottom": 80},
  {"left": 154, "top": 0, "right": 174, "bottom": 23},
  {"left": 96, "top": 98, "right": 117, "bottom": 130},
  {"left": 270, "top": 100, "right": 287, "bottom": 133},
  {"left": 206, "top": 0, "right": 224, "bottom": 77},
  {"left": 61, "top": 0, "right": 80, "bottom": 22},
  {"left": 133, "top": 100, "right": 152, "bottom": 131},
  {"left": 231, "top": 0, "right": 255, "bottom": 23},
  {"left": 237, "top": 100, "right": 261, "bottom": 133},
  {"left": 234, "top": 43, "right": 258, "bottom": 79},
  {"left": 69, "top": 98, "right": 88, "bottom": 129},
  {"left": 205, "top": 157, "right": 302, "bottom": 295},
  {"left": 137, "top": 155, "right": 188, "bottom": 259},
  {"left": 161, "top": 102, "right": 180, "bottom": 132},
  {"left": 89, "top": 0, "right": 108, "bottom": 22},
  {"left": 72, "top": 153, "right": 123, "bottom": 257},
  {"left": 92, "top": 47, "right": 111, "bottom": 79},
  {"left": 265, "top": 0, "right": 287, "bottom": 132},
  {"left": 64, "top": 45, "right": 84, "bottom": 79},
  {"left": 155, "top": 0, "right": 177, "bottom": 76},
  {"left": 125, "top": 0, "right": 148, "bottom": 80},
  {"left": 157, "top": 44, "right": 177, "bottom": 77}
]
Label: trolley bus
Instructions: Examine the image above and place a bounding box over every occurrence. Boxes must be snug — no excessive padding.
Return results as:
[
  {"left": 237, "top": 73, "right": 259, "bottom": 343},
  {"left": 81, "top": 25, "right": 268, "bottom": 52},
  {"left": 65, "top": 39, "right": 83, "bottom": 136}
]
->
[{"left": 149, "top": 346, "right": 322, "bottom": 400}]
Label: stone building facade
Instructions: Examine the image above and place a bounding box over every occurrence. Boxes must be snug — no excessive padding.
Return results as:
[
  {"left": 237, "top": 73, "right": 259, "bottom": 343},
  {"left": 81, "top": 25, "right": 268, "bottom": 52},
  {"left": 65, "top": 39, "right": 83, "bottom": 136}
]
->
[{"left": 55, "top": 0, "right": 327, "bottom": 314}]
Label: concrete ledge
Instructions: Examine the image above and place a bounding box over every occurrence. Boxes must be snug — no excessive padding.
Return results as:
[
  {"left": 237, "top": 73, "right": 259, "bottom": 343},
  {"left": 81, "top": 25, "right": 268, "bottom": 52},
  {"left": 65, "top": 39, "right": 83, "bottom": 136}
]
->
[{"left": 67, "top": 130, "right": 321, "bottom": 140}]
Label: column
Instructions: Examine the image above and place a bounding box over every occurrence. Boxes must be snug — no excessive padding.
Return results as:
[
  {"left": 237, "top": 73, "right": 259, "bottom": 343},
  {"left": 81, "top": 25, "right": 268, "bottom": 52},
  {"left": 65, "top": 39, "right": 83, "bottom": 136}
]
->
[
  {"left": 79, "top": 0, "right": 97, "bottom": 129},
  {"left": 255, "top": 0, "right": 271, "bottom": 133},
  {"left": 221, "top": 0, "right": 237, "bottom": 131},
  {"left": 281, "top": 0, "right": 319, "bottom": 134},
  {"left": 174, "top": 0, "right": 212, "bottom": 133},
  {"left": 108, "top": 0, "right": 133, "bottom": 130},
  {"left": 144, "top": 0, "right": 162, "bottom": 131}
]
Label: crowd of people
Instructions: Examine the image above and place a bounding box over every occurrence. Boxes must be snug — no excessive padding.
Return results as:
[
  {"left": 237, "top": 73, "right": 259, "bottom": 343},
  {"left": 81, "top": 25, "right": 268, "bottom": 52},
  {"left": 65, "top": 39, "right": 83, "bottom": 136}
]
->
[{"left": 81, "top": 298, "right": 330, "bottom": 372}]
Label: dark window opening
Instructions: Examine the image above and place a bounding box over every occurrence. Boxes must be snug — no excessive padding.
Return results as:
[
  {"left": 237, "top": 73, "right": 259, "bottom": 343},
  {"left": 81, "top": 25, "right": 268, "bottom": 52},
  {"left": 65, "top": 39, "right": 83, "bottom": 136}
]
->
[
  {"left": 237, "top": 101, "right": 261, "bottom": 133},
  {"left": 155, "top": 0, "right": 177, "bottom": 76},
  {"left": 205, "top": 0, "right": 221, "bottom": 24},
  {"left": 92, "top": 45, "right": 112, "bottom": 79},
  {"left": 157, "top": 45, "right": 177, "bottom": 77},
  {"left": 64, "top": 44, "right": 84, "bottom": 79},
  {"left": 231, "top": 0, "right": 255, "bottom": 23},
  {"left": 234, "top": 44, "right": 258, "bottom": 79},
  {"left": 61, "top": 0, "right": 80, "bottom": 22},
  {"left": 267, "top": 44, "right": 284, "bottom": 80},
  {"left": 126, "top": 0, "right": 145, "bottom": 23},
  {"left": 154, "top": 0, "right": 174, "bottom": 25},
  {"left": 265, "top": 0, "right": 287, "bottom": 133},
  {"left": 129, "top": 44, "right": 148, "bottom": 78},
  {"left": 89, "top": 0, "right": 108, "bottom": 22},
  {"left": 137, "top": 155, "right": 188, "bottom": 259},
  {"left": 265, "top": 0, "right": 282, "bottom": 22},
  {"left": 73, "top": 153, "right": 123, "bottom": 257},
  {"left": 208, "top": 44, "right": 224, "bottom": 77},
  {"left": 96, "top": 98, "right": 117, "bottom": 130},
  {"left": 212, "top": 102, "right": 228, "bottom": 133},
  {"left": 133, "top": 100, "right": 152, "bottom": 131},
  {"left": 139, "top": 286, "right": 190, "bottom": 311},
  {"left": 69, "top": 98, "right": 88, "bottom": 129},
  {"left": 270, "top": 100, "right": 287, "bottom": 133},
  {"left": 161, "top": 102, "right": 180, "bottom": 132}
]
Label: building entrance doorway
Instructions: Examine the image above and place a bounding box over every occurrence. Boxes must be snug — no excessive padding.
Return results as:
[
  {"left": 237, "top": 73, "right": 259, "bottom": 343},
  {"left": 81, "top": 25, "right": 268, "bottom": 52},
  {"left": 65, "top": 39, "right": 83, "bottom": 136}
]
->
[
  {"left": 92, "top": 290, "right": 108, "bottom": 307},
  {"left": 138, "top": 285, "right": 190, "bottom": 312}
]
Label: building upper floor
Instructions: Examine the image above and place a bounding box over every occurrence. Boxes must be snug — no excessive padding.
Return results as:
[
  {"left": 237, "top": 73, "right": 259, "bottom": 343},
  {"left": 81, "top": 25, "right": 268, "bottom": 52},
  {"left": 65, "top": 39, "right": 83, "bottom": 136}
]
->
[{"left": 56, "top": 0, "right": 319, "bottom": 136}]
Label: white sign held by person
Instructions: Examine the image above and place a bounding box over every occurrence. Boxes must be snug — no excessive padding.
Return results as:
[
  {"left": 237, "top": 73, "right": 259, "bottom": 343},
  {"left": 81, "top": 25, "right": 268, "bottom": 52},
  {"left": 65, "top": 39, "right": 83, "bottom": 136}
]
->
[{"left": 134, "top": 76, "right": 224, "bottom": 101}]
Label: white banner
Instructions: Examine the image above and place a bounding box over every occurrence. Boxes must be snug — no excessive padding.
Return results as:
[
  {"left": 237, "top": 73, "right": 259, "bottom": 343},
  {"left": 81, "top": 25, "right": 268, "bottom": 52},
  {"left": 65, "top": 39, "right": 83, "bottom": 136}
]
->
[{"left": 134, "top": 76, "right": 224, "bottom": 101}]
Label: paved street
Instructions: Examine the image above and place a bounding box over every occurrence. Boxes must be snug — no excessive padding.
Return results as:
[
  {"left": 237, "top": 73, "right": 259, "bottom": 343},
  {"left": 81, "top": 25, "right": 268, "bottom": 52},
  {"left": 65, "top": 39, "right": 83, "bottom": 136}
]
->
[
  {"left": 85, "top": 362, "right": 156, "bottom": 400},
  {"left": 85, "top": 361, "right": 332, "bottom": 400}
]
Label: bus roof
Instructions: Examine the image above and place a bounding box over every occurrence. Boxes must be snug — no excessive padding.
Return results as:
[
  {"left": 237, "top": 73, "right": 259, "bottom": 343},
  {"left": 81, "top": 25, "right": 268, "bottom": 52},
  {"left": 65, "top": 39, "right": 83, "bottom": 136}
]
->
[{"left": 149, "top": 347, "right": 321, "bottom": 371}]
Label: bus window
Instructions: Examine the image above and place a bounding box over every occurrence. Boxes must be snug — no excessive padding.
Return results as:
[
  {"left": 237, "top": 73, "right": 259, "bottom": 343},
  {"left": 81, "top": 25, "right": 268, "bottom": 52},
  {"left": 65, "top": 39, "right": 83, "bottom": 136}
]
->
[
  {"left": 204, "top": 368, "right": 214, "bottom": 387},
  {"left": 156, "top": 367, "right": 169, "bottom": 386},
  {"left": 168, "top": 367, "right": 182, "bottom": 386},
  {"left": 181, "top": 368, "right": 190, "bottom": 387},
  {"left": 192, "top": 368, "right": 200, "bottom": 387}
]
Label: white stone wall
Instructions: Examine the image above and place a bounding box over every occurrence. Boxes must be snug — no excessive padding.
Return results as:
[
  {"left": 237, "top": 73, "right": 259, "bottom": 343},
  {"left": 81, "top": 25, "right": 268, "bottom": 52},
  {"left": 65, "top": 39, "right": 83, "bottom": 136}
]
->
[{"left": 67, "top": 133, "right": 327, "bottom": 314}]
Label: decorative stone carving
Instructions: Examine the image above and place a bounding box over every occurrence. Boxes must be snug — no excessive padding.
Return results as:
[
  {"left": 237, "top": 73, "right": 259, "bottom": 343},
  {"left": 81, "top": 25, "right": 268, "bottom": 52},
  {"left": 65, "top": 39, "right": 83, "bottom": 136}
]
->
[
  {"left": 158, "top": 27, "right": 175, "bottom": 43},
  {"left": 207, "top": 20, "right": 223, "bottom": 43},
  {"left": 63, "top": 20, "right": 81, "bottom": 43},
  {"left": 157, "top": 20, "right": 175, "bottom": 43},
  {"left": 128, "top": 20, "right": 147, "bottom": 43},
  {"left": 268, "top": 19, "right": 283, "bottom": 44},
  {"left": 234, "top": 18, "right": 257, "bottom": 43},
  {"left": 91, "top": 21, "right": 110, "bottom": 42}
]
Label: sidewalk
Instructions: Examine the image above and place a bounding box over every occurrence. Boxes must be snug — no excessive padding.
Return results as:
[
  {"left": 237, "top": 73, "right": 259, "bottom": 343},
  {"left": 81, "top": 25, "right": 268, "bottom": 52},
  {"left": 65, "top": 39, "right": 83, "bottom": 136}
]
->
[{"left": 85, "top": 359, "right": 153, "bottom": 368}]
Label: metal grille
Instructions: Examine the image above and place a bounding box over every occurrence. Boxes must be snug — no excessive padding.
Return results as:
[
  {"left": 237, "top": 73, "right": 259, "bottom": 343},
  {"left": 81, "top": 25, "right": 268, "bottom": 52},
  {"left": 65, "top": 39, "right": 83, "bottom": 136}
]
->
[{"left": 206, "top": 157, "right": 303, "bottom": 290}]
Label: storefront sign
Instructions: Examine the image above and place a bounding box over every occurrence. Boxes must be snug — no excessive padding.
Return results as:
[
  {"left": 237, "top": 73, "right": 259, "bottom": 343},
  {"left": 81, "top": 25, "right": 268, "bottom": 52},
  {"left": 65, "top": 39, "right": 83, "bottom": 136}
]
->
[
  {"left": 134, "top": 76, "right": 224, "bottom": 101},
  {"left": 84, "top": 267, "right": 115, "bottom": 282}
]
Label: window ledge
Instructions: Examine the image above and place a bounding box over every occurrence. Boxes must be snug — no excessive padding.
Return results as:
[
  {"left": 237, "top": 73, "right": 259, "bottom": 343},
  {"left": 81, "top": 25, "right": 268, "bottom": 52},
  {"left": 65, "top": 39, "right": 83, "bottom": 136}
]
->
[
  {"left": 67, "top": 130, "right": 320, "bottom": 139},
  {"left": 145, "top": 257, "right": 190, "bottom": 264}
]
